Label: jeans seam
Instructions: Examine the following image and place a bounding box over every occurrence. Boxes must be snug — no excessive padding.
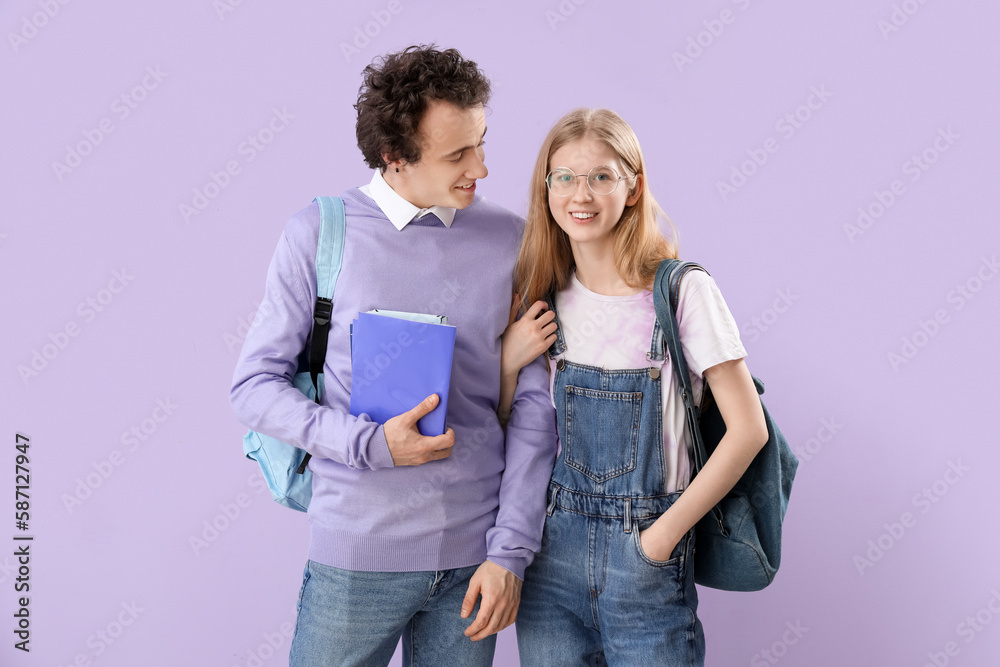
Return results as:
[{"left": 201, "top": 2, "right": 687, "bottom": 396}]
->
[
  {"left": 407, "top": 618, "right": 415, "bottom": 667},
  {"left": 587, "top": 518, "right": 601, "bottom": 632},
  {"left": 288, "top": 564, "right": 311, "bottom": 666},
  {"left": 681, "top": 551, "right": 702, "bottom": 667},
  {"left": 599, "top": 521, "right": 609, "bottom": 598},
  {"left": 297, "top": 563, "right": 311, "bottom": 611}
]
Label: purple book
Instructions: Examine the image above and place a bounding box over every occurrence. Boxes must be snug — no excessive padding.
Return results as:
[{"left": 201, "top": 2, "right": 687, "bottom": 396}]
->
[{"left": 349, "top": 311, "right": 456, "bottom": 436}]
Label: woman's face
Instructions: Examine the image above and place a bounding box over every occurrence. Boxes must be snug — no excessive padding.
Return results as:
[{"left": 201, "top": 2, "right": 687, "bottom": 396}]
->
[{"left": 547, "top": 136, "right": 641, "bottom": 255}]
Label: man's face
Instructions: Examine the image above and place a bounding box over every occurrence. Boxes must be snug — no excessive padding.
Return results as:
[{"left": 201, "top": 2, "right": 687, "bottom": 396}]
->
[{"left": 393, "top": 100, "right": 488, "bottom": 210}]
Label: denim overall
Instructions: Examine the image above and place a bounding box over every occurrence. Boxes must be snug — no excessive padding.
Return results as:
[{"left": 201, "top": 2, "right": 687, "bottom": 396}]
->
[{"left": 516, "top": 297, "right": 706, "bottom": 667}]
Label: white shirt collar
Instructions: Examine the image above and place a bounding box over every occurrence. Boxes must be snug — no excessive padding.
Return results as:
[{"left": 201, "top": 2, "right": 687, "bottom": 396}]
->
[{"left": 358, "top": 170, "right": 457, "bottom": 231}]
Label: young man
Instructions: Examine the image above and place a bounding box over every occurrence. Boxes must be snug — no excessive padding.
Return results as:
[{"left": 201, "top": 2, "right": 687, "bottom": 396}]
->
[{"left": 230, "top": 46, "right": 557, "bottom": 666}]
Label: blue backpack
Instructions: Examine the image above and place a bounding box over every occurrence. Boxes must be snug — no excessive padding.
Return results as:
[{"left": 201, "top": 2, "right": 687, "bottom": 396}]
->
[
  {"left": 653, "top": 259, "right": 798, "bottom": 591},
  {"left": 241, "top": 196, "right": 346, "bottom": 512}
]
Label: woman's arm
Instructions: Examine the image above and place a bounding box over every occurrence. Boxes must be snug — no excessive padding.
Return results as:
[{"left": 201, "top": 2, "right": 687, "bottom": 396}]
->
[
  {"left": 498, "top": 297, "right": 557, "bottom": 427},
  {"left": 639, "top": 357, "right": 768, "bottom": 560}
]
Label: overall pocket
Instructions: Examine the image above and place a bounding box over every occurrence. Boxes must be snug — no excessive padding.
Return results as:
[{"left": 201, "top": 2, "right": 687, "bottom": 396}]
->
[
  {"left": 632, "top": 521, "right": 689, "bottom": 569},
  {"left": 564, "top": 385, "right": 642, "bottom": 483}
]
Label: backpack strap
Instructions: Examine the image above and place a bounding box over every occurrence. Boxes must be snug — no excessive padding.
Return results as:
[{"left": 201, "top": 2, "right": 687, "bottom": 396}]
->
[
  {"left": 653, "top": 258, "right": 728, "bottom": 527},
  {"left": 652, "top": 258, "right": 711, "bottom": 474},
  {"left": 297, "top": 196, "right": 346, "bottom": 474}
]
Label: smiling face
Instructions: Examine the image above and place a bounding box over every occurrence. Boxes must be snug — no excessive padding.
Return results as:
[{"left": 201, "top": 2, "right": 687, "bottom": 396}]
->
[
  {"left": 547, "top": 135, "right": 641, "bottom": 255},
  {"left": 387, "top": 99, "right": 488, "bottom": 210}
]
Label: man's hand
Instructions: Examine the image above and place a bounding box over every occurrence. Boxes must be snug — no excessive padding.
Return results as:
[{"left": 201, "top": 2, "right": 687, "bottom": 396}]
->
[
  {"left": 382, "top": 394, "right": 456, "bottom": 466},
  {"left": 461, "top": 561, "right": 522, "bottom": 641}
]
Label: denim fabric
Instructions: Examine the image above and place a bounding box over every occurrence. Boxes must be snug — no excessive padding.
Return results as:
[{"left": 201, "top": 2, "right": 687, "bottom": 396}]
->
[
  {"left": 517, "top": 303, "right": 705, "bottom": 666},
  {"left": 563, "top": 385, "right": 643, "bottom": 483},
  {"left": 518, "top": 504, "right": 702, "bottom": 666},
  {"left": 288, "top": 560, "right": 495, "bottom": 667}
]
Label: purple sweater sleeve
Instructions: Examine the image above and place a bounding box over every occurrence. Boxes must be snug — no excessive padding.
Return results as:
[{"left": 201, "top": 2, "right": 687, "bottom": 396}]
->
[
  {"left": 229, "top": 220, "right": 394, "bottom": 471},
  {"left": 485, "top": 350, "right": 558, "bottom": 579}
]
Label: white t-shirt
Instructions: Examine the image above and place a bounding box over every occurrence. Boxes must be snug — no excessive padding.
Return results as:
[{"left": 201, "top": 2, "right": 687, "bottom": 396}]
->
[{"left": 548, "top": 269, "right": 747, "bottom": 492}]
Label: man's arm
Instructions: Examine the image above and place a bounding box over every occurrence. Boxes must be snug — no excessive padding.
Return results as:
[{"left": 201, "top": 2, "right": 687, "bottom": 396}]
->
[
  {"left": 230, "top": 222, "right": 397, "bottom": 471},
  {"left": 462, "top": 349, "right": 557, "bottom": 639},
  {"left": 232, "top": 210, "right": 459, "bottom": 470}
]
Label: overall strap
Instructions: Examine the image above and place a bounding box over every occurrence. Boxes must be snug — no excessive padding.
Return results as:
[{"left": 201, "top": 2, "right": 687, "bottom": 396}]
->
[
  {"left": 546, "top": 283, "right": 667, "bottom": 365},
  {"left": 647, "top": 318, "right": 666, "bottom": 362},
  {"left": 543, "top": 290, "right": 568, "bottom": 358}
]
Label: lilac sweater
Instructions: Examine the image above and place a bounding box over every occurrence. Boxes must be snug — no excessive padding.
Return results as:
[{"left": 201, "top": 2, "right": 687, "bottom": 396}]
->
[{"left": 230, "top": 188, "right": 557, "bottom": 578}]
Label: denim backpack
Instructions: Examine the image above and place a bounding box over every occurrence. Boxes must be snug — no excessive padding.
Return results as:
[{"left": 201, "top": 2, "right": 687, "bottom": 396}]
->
[
  {"left": 653, "top": 259, "right": 798, "bottom": 591},
  {"left": 241, "top": 196, "right": 346, "bottom": 512}
]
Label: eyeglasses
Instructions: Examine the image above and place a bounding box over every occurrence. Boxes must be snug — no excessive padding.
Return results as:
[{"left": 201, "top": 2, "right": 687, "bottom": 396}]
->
[{"left": 545, "top": 166, "right": 630, "bottom": 197}]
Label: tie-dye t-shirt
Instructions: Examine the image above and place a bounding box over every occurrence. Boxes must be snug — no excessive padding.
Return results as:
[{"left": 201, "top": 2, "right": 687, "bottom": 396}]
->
[{"left": 549, "top": 269, "right": 747, "bottom": 492}]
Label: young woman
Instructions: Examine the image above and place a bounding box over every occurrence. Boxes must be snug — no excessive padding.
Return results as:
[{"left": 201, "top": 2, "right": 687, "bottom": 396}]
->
[{"left": 500, "top": 108, "right": 769, "bottom": 666}]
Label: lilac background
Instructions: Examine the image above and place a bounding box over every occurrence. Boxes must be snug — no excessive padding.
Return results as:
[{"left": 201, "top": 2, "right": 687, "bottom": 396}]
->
[{"left": 3, "top": 0, "right": 999, "bottom": 665}]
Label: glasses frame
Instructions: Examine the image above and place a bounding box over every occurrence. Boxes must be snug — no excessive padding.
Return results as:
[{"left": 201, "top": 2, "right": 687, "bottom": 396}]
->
[{"left": 545, "top": 165, "right": 631, "bottom": 197}]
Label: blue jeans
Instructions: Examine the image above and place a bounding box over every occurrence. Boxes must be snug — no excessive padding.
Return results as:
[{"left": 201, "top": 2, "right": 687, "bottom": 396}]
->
[{"left": 288, "top": 560, "right": 496, "bottom": 667}]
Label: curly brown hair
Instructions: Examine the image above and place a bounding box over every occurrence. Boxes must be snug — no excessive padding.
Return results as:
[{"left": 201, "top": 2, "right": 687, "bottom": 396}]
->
[{"left": 355, "top": 45, "right": 492, "bottom": 171}]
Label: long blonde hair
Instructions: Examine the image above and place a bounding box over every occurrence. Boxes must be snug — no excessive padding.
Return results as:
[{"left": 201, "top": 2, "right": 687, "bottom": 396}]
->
[{"left": 515, "top": 108, "right": 677, "bottom": 308}]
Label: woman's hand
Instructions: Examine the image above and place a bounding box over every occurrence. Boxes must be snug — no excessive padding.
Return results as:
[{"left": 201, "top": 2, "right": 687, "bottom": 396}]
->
[
  {"left": 501, "top": 296, "right": 558, "bottom": 377},
  {"left": 638, "top": 515, "right": 684, "bottom": 562}
]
